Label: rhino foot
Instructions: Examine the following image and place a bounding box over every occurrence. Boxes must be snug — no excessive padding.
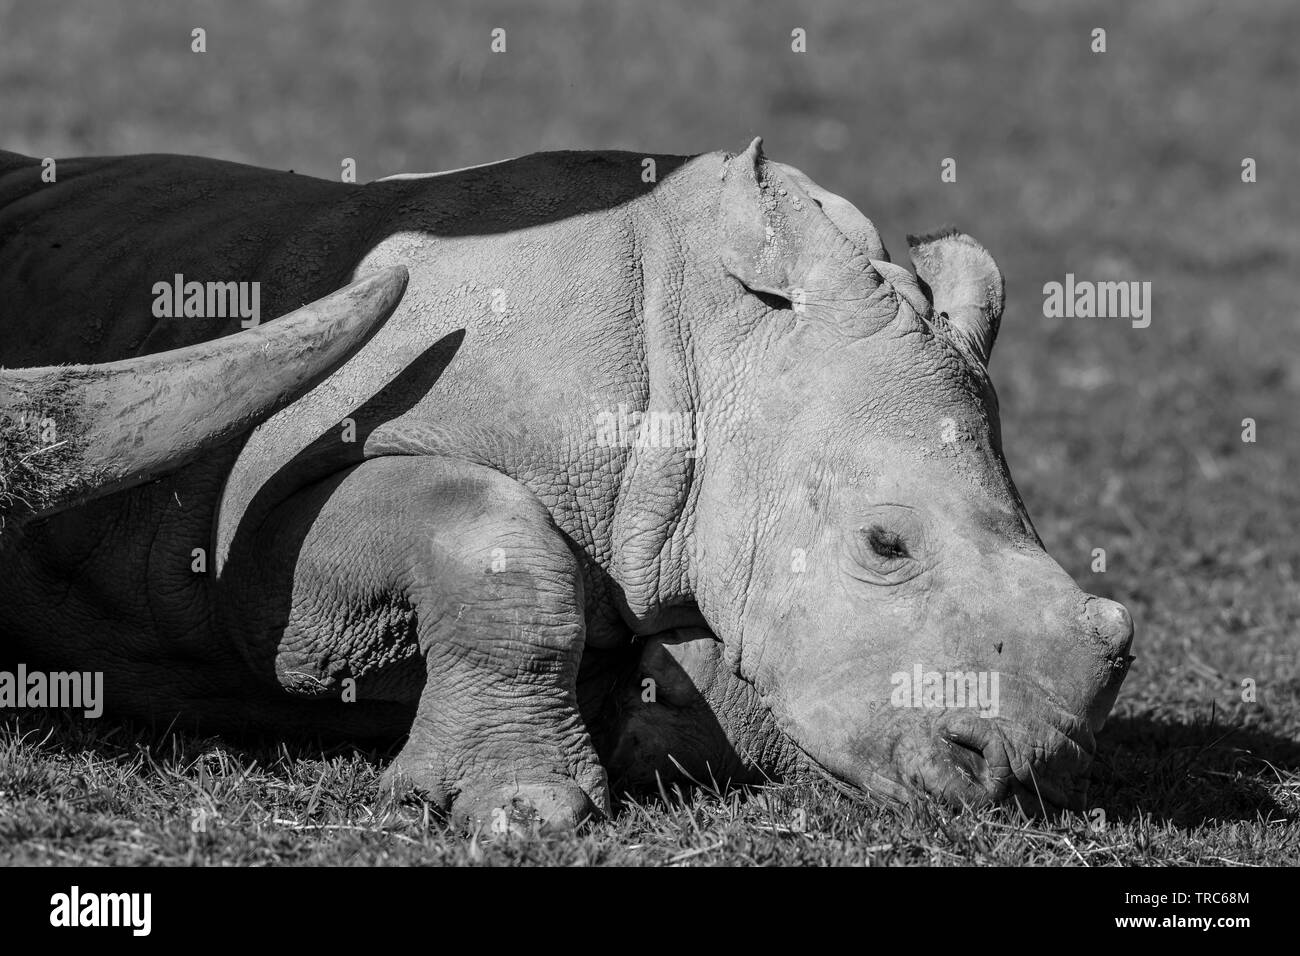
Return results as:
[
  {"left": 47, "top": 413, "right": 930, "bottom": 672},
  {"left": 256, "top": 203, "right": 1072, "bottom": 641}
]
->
[
  {"left": 452, "top": 779, "right": 599, "bottom": 835},
  {"left": 379, "top": 761, "right": 601, "bottom": 835}
]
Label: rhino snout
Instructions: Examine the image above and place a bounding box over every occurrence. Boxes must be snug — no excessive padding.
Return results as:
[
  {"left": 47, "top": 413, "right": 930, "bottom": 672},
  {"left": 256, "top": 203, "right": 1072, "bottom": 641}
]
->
[{"left": 932, "top": 593, "right": 1135, "bottom": 808}]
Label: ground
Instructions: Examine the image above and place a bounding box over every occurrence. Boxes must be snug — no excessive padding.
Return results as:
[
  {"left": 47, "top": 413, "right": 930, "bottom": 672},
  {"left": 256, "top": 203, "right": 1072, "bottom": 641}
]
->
[{"left": 1, "top": 0, "right": 1296, "bottom": 865}]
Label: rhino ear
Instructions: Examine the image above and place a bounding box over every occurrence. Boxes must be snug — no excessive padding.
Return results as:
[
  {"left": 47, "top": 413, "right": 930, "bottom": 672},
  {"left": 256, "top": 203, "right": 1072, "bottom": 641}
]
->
[
  {"left": 718, "top": 137, "right": 804, "bottom": 299},
  {"left": 907, "top": 229, "right": 1004, "bottom": 366},
  {"left": 772, "top": 163, "right": 889, "bottom": 263},
  {"left": 718, "top": 137, "right": 880, "bottom": 312}
]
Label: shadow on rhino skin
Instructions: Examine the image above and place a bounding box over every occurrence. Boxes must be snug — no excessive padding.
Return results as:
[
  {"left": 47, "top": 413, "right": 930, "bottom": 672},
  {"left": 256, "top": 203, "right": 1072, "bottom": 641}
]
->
[
  {"left": 0, "top": 151, "right": 694, "bottom": 368},
  {"left": 219, "top": 328, "right": 466, "bottom": 695},
  {"left": 581, "top": 635, "right": 789, "bottom": 803}
]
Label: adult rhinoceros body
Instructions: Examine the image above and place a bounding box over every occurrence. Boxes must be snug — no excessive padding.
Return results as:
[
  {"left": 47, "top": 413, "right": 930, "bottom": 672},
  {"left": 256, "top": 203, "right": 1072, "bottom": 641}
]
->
[{"left": 0, "top": 140, "right": 1133, "bottom": 827}]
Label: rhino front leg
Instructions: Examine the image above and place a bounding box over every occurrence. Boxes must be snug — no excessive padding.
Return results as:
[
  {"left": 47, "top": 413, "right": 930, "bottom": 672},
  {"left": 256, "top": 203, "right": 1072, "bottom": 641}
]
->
[{"left": 220, "top": 455, "right": 608, "bottom": 831}]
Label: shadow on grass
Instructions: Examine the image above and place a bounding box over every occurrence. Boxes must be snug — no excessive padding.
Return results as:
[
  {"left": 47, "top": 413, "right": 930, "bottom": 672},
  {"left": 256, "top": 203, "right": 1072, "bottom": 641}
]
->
[
  {"left": 1090, "top": 712, "right": 1300, "bottom": 827},
  {"left": 4, "top": 705, "right": 1297, "bottom": 831},
  {"left": 0, "top": 708, "right": 398, "bottom": 777}
]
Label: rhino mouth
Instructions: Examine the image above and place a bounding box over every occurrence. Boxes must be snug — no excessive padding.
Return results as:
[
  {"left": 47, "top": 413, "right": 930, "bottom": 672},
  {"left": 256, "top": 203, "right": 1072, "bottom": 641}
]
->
[
  {"left": 925, "top": 712, "right": 1097, "bottom": 812},
  {"left": 789, "top": 709, "right": 1097, "bottom": 814}
]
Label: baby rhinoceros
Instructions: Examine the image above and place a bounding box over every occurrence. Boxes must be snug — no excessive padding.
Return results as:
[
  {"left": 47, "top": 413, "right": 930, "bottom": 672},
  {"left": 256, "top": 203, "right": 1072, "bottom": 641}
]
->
[{"left": 0, "top": 139, "right": 1132, "bottom": 830}]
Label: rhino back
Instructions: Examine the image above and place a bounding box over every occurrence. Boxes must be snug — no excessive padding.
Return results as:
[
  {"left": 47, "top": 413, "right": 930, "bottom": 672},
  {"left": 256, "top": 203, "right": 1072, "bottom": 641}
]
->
[{"left": 0, "top": 150, "right": 367, "bottom": 365}]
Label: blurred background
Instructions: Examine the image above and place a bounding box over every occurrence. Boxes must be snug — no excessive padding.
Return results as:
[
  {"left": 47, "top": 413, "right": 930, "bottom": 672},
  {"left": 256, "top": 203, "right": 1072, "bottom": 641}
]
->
[{"left": 2, "top": 0, "right": 1297, "bottom": 756}]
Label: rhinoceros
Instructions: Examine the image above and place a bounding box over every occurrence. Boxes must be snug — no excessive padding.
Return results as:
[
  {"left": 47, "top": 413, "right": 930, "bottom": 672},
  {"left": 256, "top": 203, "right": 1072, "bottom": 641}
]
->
[
  {"left": 0, "top": 139, "right": 1132, "bottom": 829},
  {"left": 1, "top": 269, "right": 407, "bottom": 532}
]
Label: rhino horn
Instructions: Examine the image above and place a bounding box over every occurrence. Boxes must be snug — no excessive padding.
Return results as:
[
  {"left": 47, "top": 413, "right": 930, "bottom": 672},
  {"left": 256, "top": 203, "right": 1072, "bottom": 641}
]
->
[
  {"left": 907, "top": 229, "right": 1004, "bottom": 366},
  {"left": 0, "top": 265, "right": 407, "bottom": 527}
]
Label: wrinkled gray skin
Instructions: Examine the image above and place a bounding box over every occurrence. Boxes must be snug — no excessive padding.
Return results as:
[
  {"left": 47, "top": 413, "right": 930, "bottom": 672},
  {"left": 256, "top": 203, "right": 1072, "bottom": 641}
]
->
[{"left": 0, "top": 140, "right": 1133, "bottom": 829}]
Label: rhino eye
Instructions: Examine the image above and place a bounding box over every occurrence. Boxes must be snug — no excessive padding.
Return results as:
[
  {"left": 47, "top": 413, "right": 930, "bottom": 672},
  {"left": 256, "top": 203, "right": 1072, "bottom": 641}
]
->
[
  {"left": 848, "top": 515, "right": 924, "bottom": 585},
  {"left": 865, "top": 526, "right": 909, "bottom": 560}
]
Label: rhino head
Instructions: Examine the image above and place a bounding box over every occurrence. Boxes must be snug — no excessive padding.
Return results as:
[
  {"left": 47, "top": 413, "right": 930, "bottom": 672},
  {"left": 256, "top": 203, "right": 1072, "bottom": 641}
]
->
[
  {"left": 611, "top": 140, "right": 1132, "bottom": 811},
  {"left": 0, "top": 267, "right": 407, "bottom": 534}
]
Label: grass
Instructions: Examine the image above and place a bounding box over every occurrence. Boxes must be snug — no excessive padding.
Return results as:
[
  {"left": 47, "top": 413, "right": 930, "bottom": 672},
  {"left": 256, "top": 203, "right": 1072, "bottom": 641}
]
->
[
  {"left": 1, "top": 0, "right": 1298, "bottom": 864},
  {"left": 0, "top": 384, "right": 83, "bottom": 534},
  {"left": 1, "top": 706, "right": 1296, "bottom": 866}
]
